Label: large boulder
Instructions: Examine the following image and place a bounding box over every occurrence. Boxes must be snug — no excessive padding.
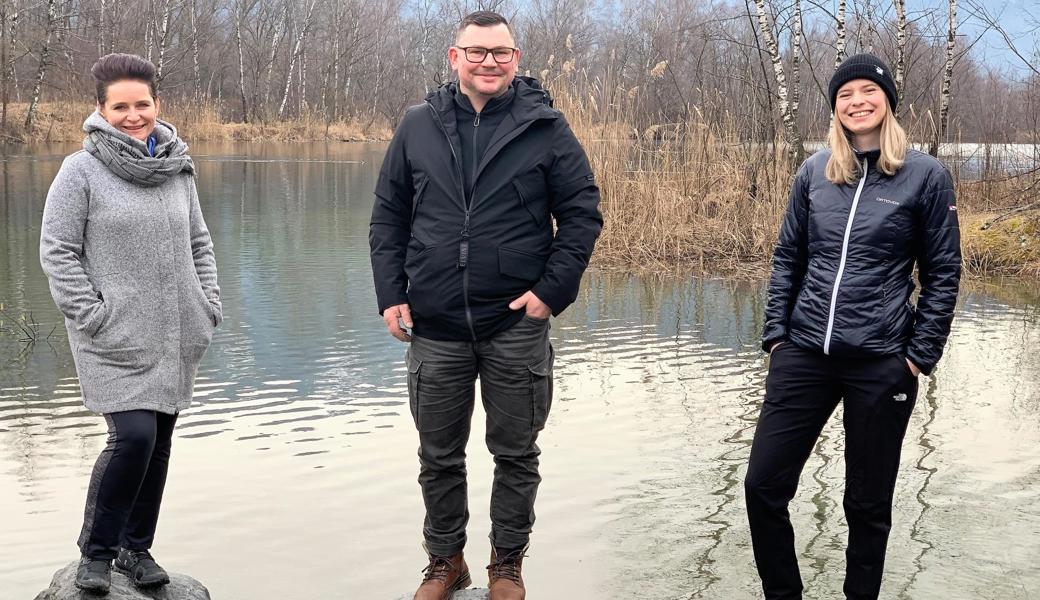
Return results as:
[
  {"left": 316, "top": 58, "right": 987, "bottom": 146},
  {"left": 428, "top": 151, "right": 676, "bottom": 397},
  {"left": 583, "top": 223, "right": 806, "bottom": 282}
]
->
[{"left": 35, "top": 561, "right": 210, "bottom": 600}]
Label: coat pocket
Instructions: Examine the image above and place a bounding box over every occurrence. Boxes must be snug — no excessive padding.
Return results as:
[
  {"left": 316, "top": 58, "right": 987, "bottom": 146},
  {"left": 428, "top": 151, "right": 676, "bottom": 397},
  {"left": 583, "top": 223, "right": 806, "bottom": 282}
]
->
[
  {"left": 406, "top": 348, "right": 422, "bottom": 427},
  {"left": 529, "top": 344, "right": 554, "bottom": 430},
  {"left": 499, "top": 246, "right": 549, "bottom": 282}
]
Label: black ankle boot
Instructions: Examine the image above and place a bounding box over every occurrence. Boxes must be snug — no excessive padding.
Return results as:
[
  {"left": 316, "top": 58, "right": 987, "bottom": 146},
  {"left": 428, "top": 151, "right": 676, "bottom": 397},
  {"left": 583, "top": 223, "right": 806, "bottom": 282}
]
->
[
  {"left": 114, "top": 548, "right": 170, "bottom": 588},
  {"left": 75, "top": 557, "right": 112, "bottom": 594}
]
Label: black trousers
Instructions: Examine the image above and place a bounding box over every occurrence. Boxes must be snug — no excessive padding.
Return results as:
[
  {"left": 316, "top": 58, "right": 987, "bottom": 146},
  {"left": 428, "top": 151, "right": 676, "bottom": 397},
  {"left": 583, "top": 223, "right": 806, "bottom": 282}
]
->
[
  {"left": 744, "top": 343, "right": 918, "bottom": 600},
  {"left": 405, "top": 315, "right": 554, "bottom": 556},
  {"left": 78, "top": 410, "right": 178, "bottom": 560}
]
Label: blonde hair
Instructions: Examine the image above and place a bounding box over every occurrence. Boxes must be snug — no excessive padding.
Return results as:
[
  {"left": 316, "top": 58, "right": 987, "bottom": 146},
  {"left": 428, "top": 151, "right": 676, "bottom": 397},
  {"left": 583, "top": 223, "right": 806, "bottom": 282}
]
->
[{"left": 825, "top": 102, "right": 908, "bottom": 184}]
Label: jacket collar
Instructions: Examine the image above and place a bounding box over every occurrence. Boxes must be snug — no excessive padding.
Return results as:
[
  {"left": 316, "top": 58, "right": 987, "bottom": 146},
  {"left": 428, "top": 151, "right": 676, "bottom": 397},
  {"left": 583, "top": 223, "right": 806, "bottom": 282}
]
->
[{"left": 426, "top": 76, "right": 557, "bottom": 125}]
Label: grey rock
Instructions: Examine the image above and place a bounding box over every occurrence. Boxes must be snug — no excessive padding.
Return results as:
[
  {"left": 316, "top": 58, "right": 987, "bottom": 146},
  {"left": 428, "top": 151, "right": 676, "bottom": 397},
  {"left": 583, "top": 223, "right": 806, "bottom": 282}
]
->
[
  {"left": 395, "top": 589, "right": 488, "bottom": 600},
  {"left": 34, "top": 561, "right": 210, "bottom": 600}
]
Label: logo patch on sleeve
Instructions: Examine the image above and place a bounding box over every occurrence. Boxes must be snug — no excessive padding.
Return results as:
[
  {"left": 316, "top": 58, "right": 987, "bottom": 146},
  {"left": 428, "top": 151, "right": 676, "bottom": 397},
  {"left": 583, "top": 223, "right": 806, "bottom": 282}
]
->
[{"left": 949, "top": 205, "right": 958, "bottom": 211}]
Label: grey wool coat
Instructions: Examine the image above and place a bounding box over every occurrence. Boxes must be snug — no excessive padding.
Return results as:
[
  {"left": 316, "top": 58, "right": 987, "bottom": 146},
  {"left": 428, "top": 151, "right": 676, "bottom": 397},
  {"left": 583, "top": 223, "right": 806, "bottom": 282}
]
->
[{"left": 40, "top": 112, "right": 221, "bottom": 415}]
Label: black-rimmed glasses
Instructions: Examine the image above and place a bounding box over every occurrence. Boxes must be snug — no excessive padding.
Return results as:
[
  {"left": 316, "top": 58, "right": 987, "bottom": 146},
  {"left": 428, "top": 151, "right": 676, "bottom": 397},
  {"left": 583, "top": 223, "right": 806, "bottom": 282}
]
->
[{"left": 456, "top": 46, "right": 517, "bottom": 64}]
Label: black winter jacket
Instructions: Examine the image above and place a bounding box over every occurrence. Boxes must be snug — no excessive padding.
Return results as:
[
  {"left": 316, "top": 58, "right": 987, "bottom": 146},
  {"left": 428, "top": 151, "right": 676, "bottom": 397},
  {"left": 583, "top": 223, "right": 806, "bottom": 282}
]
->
[
  {"left": 762, "top": 148, "right": 961, "bottom": 375},
  {"left": 369, "top": 77, "right": 603, "bottom": 341}
]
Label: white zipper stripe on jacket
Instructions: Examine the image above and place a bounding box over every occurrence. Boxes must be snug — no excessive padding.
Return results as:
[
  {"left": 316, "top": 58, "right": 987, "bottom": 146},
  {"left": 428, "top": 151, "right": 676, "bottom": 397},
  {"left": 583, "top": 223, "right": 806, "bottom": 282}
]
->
[{"left": 823, "top": 157, "right": 868, "bottom": 355}]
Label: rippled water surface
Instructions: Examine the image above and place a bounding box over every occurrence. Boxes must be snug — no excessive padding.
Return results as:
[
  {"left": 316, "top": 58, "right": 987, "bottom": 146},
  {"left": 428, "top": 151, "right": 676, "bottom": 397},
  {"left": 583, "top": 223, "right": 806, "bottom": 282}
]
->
[{"left": 2, "top": 143, "right": 1038, "bottom": 599}]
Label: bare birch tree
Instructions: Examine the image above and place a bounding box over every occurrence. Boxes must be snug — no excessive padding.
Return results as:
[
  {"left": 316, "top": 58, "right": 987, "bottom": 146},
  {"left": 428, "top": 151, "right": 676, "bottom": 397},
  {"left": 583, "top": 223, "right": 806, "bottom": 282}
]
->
[
  {"left": 894, "top": 0, "right": 907, "bottom": 112},
  {"left": 278, "top": 0, "right": 318, "bottom": 118},
  {"left": 755, "top": 0, "right": 804, "bottom": 162},
  {"left": 24, "top": 0, "right": 58, "bottom": 132},
  {"left": 835, "top": 0, "right": 847, "bottom": 68},
  {"left": 930, "top": 0, "right": 957, "bottom": 156}
]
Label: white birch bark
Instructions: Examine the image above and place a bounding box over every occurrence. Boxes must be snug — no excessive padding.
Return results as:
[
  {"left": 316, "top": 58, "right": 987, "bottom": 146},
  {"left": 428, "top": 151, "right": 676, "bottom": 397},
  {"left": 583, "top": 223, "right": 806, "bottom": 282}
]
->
[
  {"left": 154, "top": 0, "right": 172, "bottom": 82},
  {"left": 895, "top": 0, "right": 907, "bottom": 110},
  {"left": 234, "top": 0, "right": 249, "bottom": 122},
  {"left": 190, "top": 0, "right": 201, "bottom": 100},
  {"left": 278, "top": 0, "right": 319, "bottom": 119},
  {"left": 264, "top": 1, "right": 288, "bottom": 108},
  {"left": 931, "top": 0, "right": 957, "bottom": 156},
  {"left": 835, "top": 0, "right": 847, "bottom": 68},
  {"left": 755, "top": 0, "right": 804, "bottom": 162},
  {"left": 24, "top": 0, "right": 57, "bottom": 132}
]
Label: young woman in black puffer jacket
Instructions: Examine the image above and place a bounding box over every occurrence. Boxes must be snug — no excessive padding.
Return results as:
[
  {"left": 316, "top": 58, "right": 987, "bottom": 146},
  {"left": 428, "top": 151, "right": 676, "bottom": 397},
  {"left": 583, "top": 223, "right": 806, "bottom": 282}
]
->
[{"left": 745, "top": 53, "right": 961, "bottom": 600}]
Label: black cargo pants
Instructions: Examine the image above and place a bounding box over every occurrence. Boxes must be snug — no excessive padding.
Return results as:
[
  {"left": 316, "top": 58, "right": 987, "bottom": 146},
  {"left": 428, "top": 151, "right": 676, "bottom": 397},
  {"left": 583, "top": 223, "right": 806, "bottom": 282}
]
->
[
  {"left": 744, "top": 342, "right": 919, "bottom": 600},
  {"left": 406, "top": 314, "right": 554, "bottom": 556}
]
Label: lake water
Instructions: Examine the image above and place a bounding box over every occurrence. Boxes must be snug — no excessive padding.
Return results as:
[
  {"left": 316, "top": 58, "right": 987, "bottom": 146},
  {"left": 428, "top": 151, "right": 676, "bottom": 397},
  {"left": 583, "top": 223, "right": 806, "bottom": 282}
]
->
[{"left": 1, "top": 142, "right": 1038, "bottom": 599}]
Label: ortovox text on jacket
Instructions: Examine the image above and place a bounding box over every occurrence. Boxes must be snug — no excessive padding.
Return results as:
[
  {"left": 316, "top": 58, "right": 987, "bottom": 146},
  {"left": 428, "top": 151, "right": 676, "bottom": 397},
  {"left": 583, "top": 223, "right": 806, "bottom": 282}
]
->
[
  {"left": 762, "top": 148, "right": 961, "bottom": 375},
  {"left": 369, "top": 77, "right": 603, "bottom": 341}
]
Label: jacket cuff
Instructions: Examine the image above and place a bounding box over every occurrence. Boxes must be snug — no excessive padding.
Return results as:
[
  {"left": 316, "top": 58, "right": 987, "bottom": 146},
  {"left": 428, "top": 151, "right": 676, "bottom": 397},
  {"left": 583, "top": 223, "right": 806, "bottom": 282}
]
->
[
  {"left": 906, "top": 350, "right": 935, "bottom": 376},
  {"left": 531, "top": 282, "right": 568, "bottom": 316},
  {"left": 377, "top": 294, "right": 410, "bottom": 316}
]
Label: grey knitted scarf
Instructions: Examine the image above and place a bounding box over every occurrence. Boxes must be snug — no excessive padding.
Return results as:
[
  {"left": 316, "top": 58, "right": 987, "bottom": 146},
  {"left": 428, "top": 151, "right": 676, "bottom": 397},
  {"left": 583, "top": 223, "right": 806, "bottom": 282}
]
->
[{"left": 82, "top": 111, "right": 194, "bottom": 186}]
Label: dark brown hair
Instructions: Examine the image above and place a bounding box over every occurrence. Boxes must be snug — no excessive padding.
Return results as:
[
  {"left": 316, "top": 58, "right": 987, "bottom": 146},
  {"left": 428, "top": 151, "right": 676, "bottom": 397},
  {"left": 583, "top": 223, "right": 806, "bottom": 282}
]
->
[
  {"left": 90, "top": 53, "right": 158, "bottom": 104},
  {"left": 456, "top": 10, "right": 515, "bottom": 42}
]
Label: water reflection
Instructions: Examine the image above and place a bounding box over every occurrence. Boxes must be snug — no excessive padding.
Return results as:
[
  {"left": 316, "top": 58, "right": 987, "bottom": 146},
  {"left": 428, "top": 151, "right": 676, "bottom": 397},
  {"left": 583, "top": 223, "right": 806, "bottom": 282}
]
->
[{"left": 2, "top": 143, "right": 1039, "bottom": 599}]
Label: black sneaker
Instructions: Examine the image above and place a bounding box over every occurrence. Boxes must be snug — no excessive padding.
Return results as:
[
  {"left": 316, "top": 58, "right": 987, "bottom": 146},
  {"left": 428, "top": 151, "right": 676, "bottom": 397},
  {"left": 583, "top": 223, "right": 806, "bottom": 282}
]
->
[
  {"left": 114, "top": 548, "right": 170, "bottom": 588},
  {"left": 75, "top": 557, "right": 112, "bottom": 595}
]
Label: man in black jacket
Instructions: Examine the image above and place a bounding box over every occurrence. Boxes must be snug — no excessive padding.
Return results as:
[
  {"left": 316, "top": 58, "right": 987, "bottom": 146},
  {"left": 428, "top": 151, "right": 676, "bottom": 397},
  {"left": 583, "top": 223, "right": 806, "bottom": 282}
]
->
[{"left": 369, "top": 11, "right": 601, "bottom": 600}]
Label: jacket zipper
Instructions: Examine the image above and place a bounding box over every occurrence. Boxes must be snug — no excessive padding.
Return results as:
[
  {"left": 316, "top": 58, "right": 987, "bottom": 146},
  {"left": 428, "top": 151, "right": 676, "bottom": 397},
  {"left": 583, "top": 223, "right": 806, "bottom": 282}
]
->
[
  {"left": 428, "top": 103, "right": 478, "bottom": 341},
  {"left": 823, "top": 157, "right": 868, "bottom": 354}
]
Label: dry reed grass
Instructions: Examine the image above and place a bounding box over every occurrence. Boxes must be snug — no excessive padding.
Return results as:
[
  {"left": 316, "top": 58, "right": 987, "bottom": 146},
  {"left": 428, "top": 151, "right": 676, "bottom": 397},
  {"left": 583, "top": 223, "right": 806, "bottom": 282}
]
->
[{"left": 0, "top": 101, "right": 391, "bottom": 143}]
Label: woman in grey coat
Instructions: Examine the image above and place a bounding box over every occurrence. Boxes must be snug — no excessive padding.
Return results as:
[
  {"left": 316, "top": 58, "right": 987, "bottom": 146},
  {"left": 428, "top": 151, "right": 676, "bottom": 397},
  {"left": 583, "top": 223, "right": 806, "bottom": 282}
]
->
[{"left": 39, "top": 53, "right": 220, "bottom": 594}]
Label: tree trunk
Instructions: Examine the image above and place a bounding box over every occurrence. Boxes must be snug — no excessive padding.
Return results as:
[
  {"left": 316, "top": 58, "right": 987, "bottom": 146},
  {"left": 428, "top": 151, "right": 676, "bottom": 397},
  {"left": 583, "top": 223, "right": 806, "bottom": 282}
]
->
[
  {"left": 895, "top": 0, "right": 907, "bottom": 112},
  {"left": 930, "top": 0, "right": 957, "bottom": 157},
  {"left": 235, "top": 0, "right": 249, "bottom": 122},
  {"left": 755, "top": 0, "right": 804, "bottom": 163},
  {"left": 263, "top": 1, "right": 288, "bottom": 109},
  {"left": 278, "top": 0, "right": 318, "bottom": 119},
  {"left": 190, "top": 0, "right": 201, "bottom": 100},
  {"left": 154, "top": 0, "right": 172, "bottom": 84},
  {"left": 835, "top": 0, "right": 847, "bottom": 68},
  {"left": 24, "top": 0, "right": 57, "bottom": 133}
]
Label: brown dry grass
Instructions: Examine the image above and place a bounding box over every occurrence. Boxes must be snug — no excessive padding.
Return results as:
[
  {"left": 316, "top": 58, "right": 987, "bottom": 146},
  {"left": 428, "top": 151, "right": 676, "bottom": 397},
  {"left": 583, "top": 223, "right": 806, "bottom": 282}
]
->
[{"left": 0, "top": 101, "right": 391, "bottom": 143}]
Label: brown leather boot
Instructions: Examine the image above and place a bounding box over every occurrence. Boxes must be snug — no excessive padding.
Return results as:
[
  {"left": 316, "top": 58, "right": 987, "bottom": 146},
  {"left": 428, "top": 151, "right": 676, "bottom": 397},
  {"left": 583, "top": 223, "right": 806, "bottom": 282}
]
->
[
  {"left": 487, "top": 546, "right": 527, "bottom": 600},
  {"left": 414, "top": 547, "right": 471, "bottom": 600}
]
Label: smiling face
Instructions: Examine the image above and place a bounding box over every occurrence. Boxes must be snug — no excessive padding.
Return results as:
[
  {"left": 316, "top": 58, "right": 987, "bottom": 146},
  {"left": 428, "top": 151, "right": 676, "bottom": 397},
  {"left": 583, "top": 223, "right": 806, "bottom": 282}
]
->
[
  {"left": 448, "top": 23, "right": 519, "bottom": 110},
  {"left": 98, "top": 79, "right": 159, "bottom": 142},
  {"left": 835, "top": 78, "right": 887, "bottom": 146}
]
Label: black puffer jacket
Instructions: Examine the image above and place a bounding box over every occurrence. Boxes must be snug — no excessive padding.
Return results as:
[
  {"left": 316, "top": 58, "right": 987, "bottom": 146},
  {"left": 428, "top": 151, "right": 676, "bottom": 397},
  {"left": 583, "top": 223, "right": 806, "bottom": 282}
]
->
[
  {"left": 369, "top": 77, "right": 602, "bottom": 341},
  {"left": 762, "top": 148, "right": 961, "bottom": 375}
]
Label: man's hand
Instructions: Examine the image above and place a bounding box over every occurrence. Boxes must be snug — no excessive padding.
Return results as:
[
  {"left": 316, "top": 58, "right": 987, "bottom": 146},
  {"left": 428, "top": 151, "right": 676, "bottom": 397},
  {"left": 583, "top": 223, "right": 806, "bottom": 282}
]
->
[
  {"left": 770, "top": 341, "right": 783, "bottom": 354},
  {"left": 383, "top": 303, "right": 413, "bottom": 342},
  {"left": 509, "top": 291, "right": 551, "bottom": 319},
  {"left": 906, "top": 358, "right": 921, "bottom": 377}
]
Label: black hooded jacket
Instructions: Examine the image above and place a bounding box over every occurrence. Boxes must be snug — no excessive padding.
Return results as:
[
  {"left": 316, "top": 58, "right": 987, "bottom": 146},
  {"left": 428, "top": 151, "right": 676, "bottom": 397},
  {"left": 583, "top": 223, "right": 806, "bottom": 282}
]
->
[
  {"left": 369, "top": 77, "right": 603, "bottom": 341},
  {"left": 762, "top": 148, "right": 961, "bottom": 375}
]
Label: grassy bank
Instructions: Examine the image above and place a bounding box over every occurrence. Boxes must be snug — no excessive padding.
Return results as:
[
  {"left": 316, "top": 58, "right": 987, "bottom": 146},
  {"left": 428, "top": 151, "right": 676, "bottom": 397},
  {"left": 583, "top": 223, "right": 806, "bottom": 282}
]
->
[
  {"left": 0, "top": 101, "right": 391, "bottom": 143},
  {"left": 550, "top": 80, "right": 1040, "bottom": 280}
]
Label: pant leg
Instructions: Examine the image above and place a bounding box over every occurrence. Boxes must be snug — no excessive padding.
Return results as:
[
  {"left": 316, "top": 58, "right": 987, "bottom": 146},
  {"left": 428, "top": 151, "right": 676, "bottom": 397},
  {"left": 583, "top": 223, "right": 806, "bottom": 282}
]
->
[
  {"left": 477, "top": 315, "right": 553, "bottom": 552},
  {"left": 408, "top": 335, "right": 479, "bottom": 556},
  {"left": 839, "top": 355, "right": 918, "bottom": 600},
  {"left": 745, "top": 344, "right": 841, "bottom": 600},
  {"left": 78, "top": 410, "right": 159, "bottom": 560},
  {"left": 122, "top": 411, "right": 178, "bottom": 551}
]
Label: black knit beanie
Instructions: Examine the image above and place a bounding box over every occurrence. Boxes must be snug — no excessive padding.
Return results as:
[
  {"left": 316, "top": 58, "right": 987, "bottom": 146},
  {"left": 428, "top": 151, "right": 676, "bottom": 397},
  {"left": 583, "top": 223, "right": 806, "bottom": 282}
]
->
[{"left": 828, "top": 53, "right": 898, "bottom": 111}]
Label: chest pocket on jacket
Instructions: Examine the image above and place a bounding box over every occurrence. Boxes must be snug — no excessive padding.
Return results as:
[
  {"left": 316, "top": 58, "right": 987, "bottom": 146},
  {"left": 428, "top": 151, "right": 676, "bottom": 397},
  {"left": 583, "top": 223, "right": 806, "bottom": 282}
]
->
[{"left": 512, "top": 171, "right": 549, "bottom": 226}]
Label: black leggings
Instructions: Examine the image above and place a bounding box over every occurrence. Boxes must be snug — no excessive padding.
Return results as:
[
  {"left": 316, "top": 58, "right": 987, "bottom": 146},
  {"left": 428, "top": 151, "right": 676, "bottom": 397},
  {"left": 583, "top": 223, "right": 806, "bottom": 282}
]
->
[
  {"left": 78, "top": 410, "right": 178, "bottom": 560},
  {"left": 744, "top": 343, "right": 919, "bottom": 600}
]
